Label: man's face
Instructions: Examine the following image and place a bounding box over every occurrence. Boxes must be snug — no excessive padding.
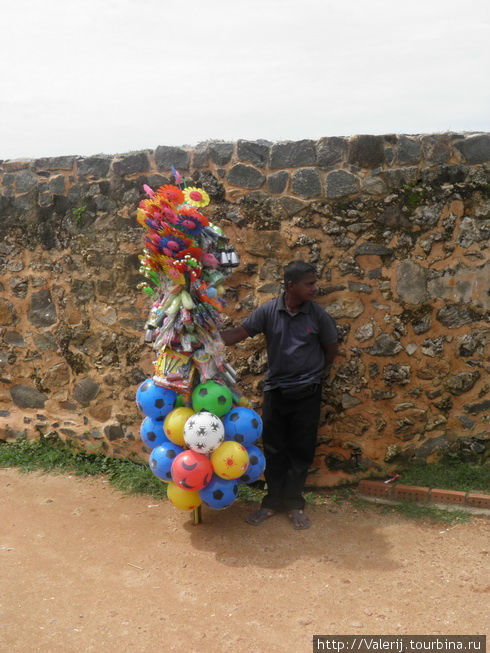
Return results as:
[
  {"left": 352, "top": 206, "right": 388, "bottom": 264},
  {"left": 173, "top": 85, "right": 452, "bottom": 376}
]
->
[{"left": 288, "top": 272, "right": 317, "bottom": 303}]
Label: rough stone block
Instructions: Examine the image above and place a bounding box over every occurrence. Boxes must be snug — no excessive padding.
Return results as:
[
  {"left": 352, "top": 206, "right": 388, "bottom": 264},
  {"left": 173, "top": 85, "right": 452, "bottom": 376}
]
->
[
  {"left": 15, "top": 170, "right": 38, "bottom": 194},
  {"left": 28, "top": 290, "right": 57, "bottom": 327},
  {"left": 73, "top": 377, "right": 100, "bottom": 405},
  {"left": 48, "top": 175, "right": 66, "bottom": 195},
  {"left": 326, "top": 170, "right": 358, "bottom": 198},
  {"left": 455, "top": 134, "right": 490, "bottom": 164},
  {"left": 34, "top": 156, "right": 75, "bottom": 171},
  {"left": 368, "top": 334, "right": 403, "bottom": 356},
  {"left": 421, "top": 134, "right": 452, "bottom": 164},
  {"left": 77, "top": 156, "right": 111, "bottom": 178},
  {"left": 348, "top": 135, "right": 385, "bottom": 168},
  {"left": 291, "top": 168, "right": 322, "bottom": 198},
  {"left": 237, "top": 139, "right": 270, "bottom": 166},
  {"left": 397, "top": 135, "right": 422, "bottom": 165},
  {"left": 112, "top": 152, "right": 150, "bottom": 176},
  {"left": 397, "top": 260, "right": 428, "bottom": 304},
  {"left": 10, "top": 385, "right": 47, "bottom": 409},
  {"left": 227, "top": 164, "right": 265, "bottom": 189},
  {"left": 208, "top": 141, "right": 234, "bottom": 166},
  {"left": 269, "top": 140, "right": 316, "bottom": 169},
  {"left": 267, "top": 171, "right": 289, "bottom": 194},
  {"left": 154, "top": 145, "right": 189, "bottom": 171},
  {"left": 316, "top": 136, "right": 347, "bottom": 167}
]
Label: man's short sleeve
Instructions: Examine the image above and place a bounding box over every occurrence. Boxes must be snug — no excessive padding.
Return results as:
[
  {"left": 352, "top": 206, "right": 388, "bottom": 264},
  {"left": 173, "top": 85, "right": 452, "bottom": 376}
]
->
[
  {"left": 241, "top": 304, "right": 267, "bottom": 337},
  {"left": 317, "top": 308, "right": 338, "bottom": 345}
]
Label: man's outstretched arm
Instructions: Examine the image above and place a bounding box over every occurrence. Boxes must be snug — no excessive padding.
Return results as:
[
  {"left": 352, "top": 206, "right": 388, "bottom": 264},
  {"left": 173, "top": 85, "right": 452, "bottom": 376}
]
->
[
  {"left": 322, "top": 342, "right": 339, "bottom": 366},
  {"left": 220, "top": 326, "right": 249, "bottom": 346}
]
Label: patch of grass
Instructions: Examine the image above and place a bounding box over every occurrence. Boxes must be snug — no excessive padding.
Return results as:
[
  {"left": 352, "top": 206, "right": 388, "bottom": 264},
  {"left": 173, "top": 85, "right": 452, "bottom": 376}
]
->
[
  {"left": 0, "top": 438, "right": 166, "bottom": 499},
  {"left": 380, "top": 501, "right": 471, "bottom": 525},
  {"left": 397, "top": 461, "right": 490, "bottom": 493},
  {"left": 72, "top": 205, "right": 87, "bottom": 223},
  {"left": 237, "top": 483, "right": 266, "bottom": 503},
  {"left": 402, "top": 184, "right": 426, "bottom": 210}
]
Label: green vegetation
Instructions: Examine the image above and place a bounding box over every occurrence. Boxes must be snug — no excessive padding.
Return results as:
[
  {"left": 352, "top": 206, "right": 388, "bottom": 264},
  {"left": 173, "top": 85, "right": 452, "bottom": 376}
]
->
[
  {"left": 379, "top": 501, "right": 471, "bottom": 524},
  {"left": 72, "top": 205, "right": 87, "bottom": 223},
  {"left": 0, "top": 437, "right": 166, "bottom": 499},
  {"left": 401, "top": 183, "right": 426, "bottom": 210},
  {"left": 397, "top": 461, "right": 490, "bottom": 493},
  {"left": 1, "top": 438, "right": 486, "bottom": 525}
]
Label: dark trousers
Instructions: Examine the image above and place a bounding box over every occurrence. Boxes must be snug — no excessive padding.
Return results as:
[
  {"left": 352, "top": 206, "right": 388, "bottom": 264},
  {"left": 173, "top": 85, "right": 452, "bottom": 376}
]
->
[{"left": 261, "top": 385, "right": 321, "bottom": 512}]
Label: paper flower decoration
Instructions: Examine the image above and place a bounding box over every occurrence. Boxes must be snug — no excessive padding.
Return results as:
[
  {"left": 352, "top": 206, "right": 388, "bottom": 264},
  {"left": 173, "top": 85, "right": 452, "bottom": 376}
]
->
[
  {"left": 157, "top": 185, "right": 185, "bottom": 206},
  {"left": 179, "top": 206, "right": 209, "bottom": 227},
  {"left": 183, "top": 187, "right": 210, "bottom": 208}
]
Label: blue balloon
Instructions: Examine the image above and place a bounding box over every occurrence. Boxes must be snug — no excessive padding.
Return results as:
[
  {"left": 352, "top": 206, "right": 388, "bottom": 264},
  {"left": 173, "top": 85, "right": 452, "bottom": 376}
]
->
[
  {"left": 223, "top": 407, "right": 262, "bottom": 447},
  {"left": 136, "top": 378, "right": 177, "bottom": 420},
  {"left": 199, "top": 474, "right": 238, "bottom": 509},
  {"left": 140, "top": 416, "right": 171, "bottom": 450},
  {"left": 238, "top": 445, "right": 265, "bottom": 484},
  {"left": 149, "top": 442, "right": 184, "bottom": 482}
]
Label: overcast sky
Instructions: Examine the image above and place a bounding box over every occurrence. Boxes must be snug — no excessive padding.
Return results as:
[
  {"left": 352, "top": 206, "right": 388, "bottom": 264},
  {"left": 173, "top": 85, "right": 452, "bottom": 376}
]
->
[{"left": 1, "top": 0, "right": 489, "bottom": 159}]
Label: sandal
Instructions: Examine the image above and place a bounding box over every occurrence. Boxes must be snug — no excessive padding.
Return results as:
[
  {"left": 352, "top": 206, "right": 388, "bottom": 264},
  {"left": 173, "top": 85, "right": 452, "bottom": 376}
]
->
[
  {"left": 245, "top": 508, "right": 276, "bottom": 526},
  {"left": 288, "top": 509, "right": 311, "bottom": 530}
]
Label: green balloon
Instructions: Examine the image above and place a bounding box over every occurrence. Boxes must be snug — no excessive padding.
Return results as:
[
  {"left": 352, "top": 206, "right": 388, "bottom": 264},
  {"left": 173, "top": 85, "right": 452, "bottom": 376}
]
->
[
  {"left": 175, "top": 394, "right": 184, "bottom": 408},
  {"left": 192, "top": 381, "right": 233, "bottom": 417}
]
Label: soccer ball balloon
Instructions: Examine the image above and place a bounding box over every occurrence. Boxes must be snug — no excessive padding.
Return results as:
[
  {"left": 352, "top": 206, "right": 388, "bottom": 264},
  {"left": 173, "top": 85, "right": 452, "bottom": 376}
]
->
[
  {"left": 199, "top": 475, "right": 238, "bottom": 509},
  {"left": 211, "top": 441, "right": 249, "bottom": 480},
  {"left": 239, "top": 444, "right": 266, "bottom": 484},
  {"left": 164, "top": 407, "right": 195, "bottom": 447},
  {"left": 223, "top": 407, "right": 262, "bottom": 447},
  {"left": 140, "top": 416, "right": 172, "bottom": 450},
  {"left": 136, "top": 378, "right": 177, "bottom": 420},
  {"left": 184, "top": 410, "right": 225, "bottom": 454},
  {"left": 149, "top": 441, "right": 184, "bottom": 482},
  {"left": 171, "top": 450, "right": 213, "bottom": 491},
  {"left": 192, "top": 380, "right": 233, "bottom": 417}
]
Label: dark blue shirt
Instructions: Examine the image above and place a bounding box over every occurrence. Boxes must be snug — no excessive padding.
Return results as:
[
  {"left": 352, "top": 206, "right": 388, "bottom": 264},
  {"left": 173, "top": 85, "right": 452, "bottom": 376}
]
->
[{"left": 241, "top": 294, "right": 338, "bottom": 391}]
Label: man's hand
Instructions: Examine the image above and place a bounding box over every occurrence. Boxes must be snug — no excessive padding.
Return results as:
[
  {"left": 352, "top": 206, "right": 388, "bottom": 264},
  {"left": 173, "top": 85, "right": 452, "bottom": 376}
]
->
[{"left": 220, "top": 327, "right": 249, "bottom": 346}]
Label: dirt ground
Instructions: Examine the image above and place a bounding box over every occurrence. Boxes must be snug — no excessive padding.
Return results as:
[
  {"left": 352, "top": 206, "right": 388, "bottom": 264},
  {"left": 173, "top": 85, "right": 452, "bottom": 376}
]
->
[{"left": 0, "top": 468, "right": 488, "bottom": 653}]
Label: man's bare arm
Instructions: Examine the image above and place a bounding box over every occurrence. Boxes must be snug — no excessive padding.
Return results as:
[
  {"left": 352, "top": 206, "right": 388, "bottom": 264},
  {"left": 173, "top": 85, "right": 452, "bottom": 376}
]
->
[
  {"left": 323, "top": 342, "right": 339, "bottom": 366},
  {"left": 220, "top": 327, "right": 249, "bottom": 346}
]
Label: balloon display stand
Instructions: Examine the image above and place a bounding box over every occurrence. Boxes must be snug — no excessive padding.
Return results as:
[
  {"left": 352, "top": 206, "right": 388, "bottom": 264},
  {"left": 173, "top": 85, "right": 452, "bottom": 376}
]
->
[{"left": 134, "top": 174, "right": 265, "bottom": 521}]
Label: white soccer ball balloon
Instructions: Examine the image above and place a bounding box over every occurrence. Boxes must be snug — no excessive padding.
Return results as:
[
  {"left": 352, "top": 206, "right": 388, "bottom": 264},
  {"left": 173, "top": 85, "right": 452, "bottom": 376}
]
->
[{"left": 183, "top": 411, "right": 225, "bottom": 454}]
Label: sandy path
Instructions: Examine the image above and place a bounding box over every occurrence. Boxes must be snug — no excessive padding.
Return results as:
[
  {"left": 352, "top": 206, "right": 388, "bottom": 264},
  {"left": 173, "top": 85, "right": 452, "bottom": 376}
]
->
[{"left": 0, "top": 468, "right": 488, "bottom": 653}]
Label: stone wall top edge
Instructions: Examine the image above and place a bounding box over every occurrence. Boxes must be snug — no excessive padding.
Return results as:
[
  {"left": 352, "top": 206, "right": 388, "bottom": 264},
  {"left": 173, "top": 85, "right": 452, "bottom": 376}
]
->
[{"left": 1, "top": 131, "right": 488, "bottom": 168}]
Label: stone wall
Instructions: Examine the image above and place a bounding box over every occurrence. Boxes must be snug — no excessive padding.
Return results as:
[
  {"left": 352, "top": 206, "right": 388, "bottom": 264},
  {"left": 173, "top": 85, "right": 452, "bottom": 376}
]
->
[{"left": 0, "top": 132, "right": 489, "bottom": 486}]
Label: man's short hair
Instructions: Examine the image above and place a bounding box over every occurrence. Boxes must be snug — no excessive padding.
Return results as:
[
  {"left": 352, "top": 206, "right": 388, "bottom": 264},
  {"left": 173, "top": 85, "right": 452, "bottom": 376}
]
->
[{"left": 284, "top": 260, "right": 316, "bottom": 285}]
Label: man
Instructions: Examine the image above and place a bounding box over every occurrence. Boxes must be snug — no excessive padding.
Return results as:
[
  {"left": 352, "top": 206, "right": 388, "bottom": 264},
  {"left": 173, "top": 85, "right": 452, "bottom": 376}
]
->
[{"left": 220, "top": 260, "right": 338, "bottom": 529}]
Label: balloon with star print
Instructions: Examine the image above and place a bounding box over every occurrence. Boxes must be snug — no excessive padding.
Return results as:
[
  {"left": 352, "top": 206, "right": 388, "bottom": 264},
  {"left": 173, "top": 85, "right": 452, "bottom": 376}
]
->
[{"left": 183, "top": 410, "right": 225, "bottom": 455}]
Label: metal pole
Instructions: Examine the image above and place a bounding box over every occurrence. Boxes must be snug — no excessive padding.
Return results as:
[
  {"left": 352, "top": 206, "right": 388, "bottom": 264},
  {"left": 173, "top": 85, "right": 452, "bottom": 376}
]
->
[{"left": 192, "top": 505, "right": 202, "bottom": 525}]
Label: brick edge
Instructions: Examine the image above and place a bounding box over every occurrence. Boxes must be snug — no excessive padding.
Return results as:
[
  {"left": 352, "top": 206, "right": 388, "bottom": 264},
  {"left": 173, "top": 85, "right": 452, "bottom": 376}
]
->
[{"left": 358, "top": 480, "right": 490, "bottom": 509}]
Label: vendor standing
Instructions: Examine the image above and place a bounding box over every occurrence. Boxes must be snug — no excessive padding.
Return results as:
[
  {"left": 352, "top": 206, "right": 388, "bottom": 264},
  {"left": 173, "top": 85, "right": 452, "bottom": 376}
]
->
[{"left": 221, "top": 260, "right": 338, "bottom": 530}]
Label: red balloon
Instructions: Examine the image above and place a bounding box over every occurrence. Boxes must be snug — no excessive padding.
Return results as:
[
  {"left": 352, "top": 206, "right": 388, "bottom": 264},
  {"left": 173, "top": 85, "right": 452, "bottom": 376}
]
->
[{"left": 171, "top": 450, "right": 213, "bottom": 491}]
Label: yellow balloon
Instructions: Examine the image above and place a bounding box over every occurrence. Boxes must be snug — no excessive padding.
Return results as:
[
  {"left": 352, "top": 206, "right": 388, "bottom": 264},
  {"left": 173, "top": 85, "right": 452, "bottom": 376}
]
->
[
  {"left": 211, "top": 441, "right": 249, "bottom": 480},
  {"left": 164, "top": 407, "right": 195, "bottom": 446},
  {"left": 167, "top": 482, "right": 202, "bottom": 511},
  {"left": 238, "top": 396, "right": 252, "bottom": 408}
]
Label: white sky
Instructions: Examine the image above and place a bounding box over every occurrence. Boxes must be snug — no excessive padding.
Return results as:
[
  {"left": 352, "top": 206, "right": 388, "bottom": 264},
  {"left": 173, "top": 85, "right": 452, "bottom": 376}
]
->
[{"left": 1, "top": 0, "right": 489, "bottom": 159}]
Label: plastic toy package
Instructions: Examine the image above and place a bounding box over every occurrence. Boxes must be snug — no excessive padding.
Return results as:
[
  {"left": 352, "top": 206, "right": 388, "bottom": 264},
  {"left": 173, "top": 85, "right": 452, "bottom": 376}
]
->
[{"left": 135, "top": 172, "right": 265, "bottom": 515}]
